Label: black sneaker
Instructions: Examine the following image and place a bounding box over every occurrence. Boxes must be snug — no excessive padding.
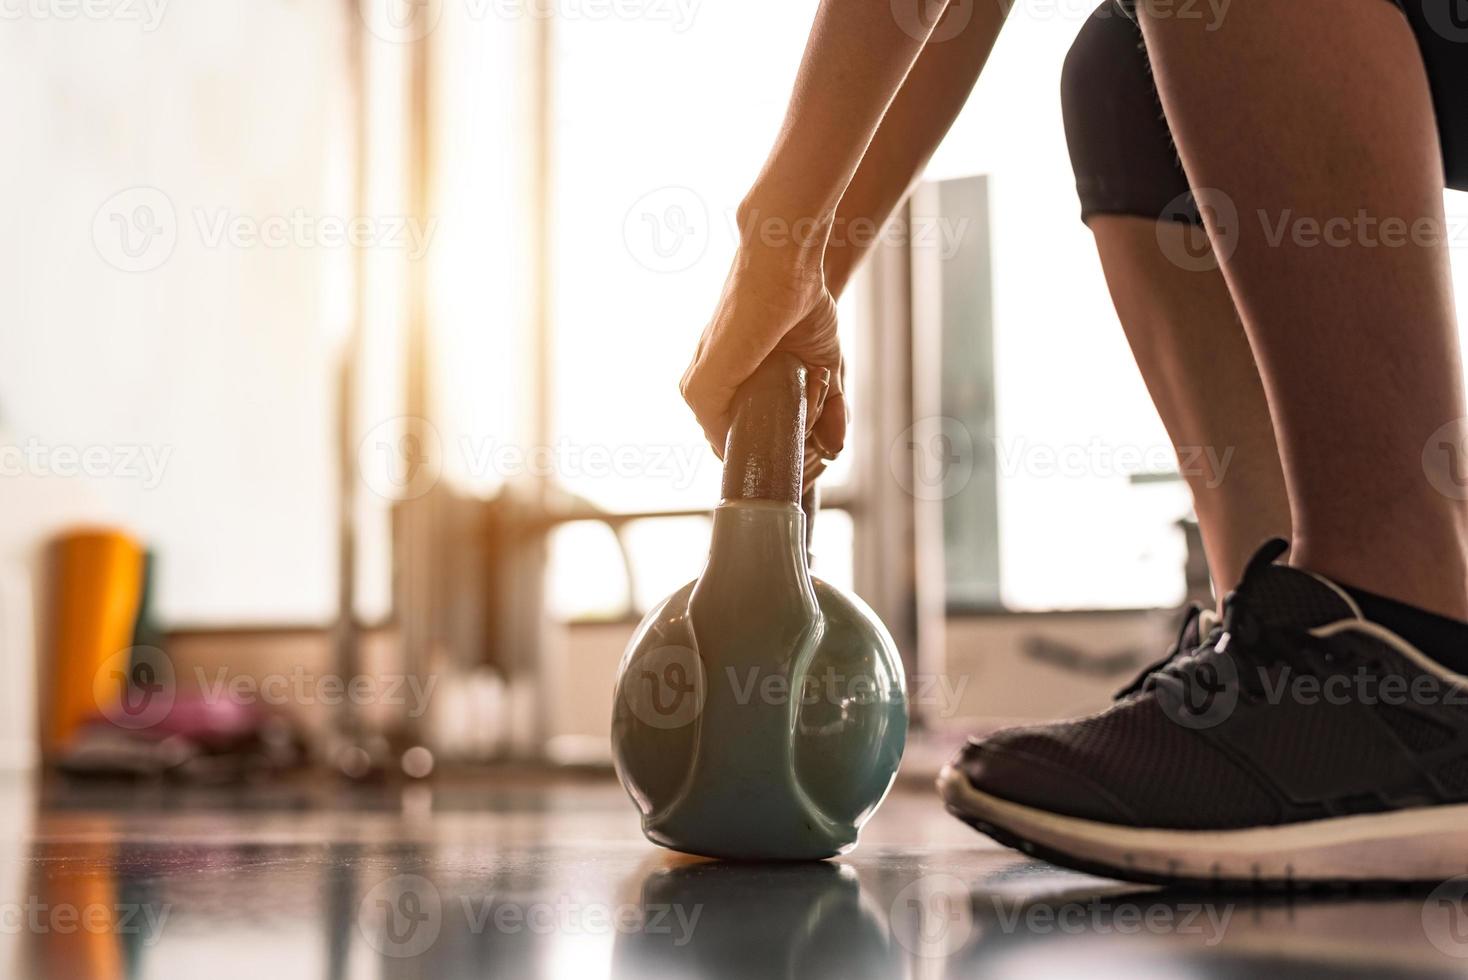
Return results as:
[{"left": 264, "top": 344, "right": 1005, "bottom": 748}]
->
[
  {"left": 939, "top": 539, "right": 1468, "bottom": 888},
  {"left": 1114, "top": 602, "right": 1220, "bottom": 702}
]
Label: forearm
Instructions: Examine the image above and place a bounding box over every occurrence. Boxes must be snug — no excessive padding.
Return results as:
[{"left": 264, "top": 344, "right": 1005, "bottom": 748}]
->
[
  {"left": 736, "top": 0, "right": 945, "bottom": 264},
  {"left": 824, "top": 1, "right": 1008, "bottom": 298}
]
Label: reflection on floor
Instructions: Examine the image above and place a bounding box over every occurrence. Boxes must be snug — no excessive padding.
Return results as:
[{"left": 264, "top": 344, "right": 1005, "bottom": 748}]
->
[{"left": 1, "top": 770, "right": 1464, "bottom": 979}]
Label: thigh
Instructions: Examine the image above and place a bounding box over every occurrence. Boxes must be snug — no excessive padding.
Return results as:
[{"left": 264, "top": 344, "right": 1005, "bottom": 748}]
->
[{"left": 1123, "top": 0, "right": 1464, "bottom": 192}]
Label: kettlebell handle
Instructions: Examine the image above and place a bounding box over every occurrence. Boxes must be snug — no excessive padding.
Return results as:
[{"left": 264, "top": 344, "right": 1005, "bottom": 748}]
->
[
  {"left": 721, "top": 352, "right": 808, "bottom": 507},
  {"left": 720, "top": 352, "right": 819, "bottom": 551}
]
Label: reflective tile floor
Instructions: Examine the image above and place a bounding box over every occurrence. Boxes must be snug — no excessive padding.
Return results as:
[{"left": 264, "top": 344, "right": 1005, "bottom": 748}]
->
[{"left": 3, "top": 770, "right": 1467, "bottom": 978}]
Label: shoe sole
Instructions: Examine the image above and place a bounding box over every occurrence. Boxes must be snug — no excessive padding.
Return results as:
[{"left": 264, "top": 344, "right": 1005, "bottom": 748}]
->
[{"left": 938, "top": 764, "right": 1468, "bottom": 890}]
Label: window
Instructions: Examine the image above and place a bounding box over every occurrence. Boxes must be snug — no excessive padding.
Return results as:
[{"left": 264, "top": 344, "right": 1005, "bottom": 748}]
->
[
  {"left": 545, "top": 3, "right": 858, "bottom": 617},
  {"left": 926, "top": 9, "right": 1193, "bottom": 611}
]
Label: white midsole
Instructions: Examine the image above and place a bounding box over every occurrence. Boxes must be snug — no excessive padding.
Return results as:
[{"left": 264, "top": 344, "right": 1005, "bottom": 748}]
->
[{"left": 938, "top": 764, "right": 1468, "bottom": 881}]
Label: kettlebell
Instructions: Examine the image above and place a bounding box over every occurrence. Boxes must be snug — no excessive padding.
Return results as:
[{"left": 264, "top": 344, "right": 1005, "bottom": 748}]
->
[{"left": 611, "top": 352, "right": 908, "bottom": 860}]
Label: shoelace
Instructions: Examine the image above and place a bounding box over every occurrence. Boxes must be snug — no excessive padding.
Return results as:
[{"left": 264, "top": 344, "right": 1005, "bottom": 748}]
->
[
  {"left": 1142, "top": 594, "right": 1348, "bottom": 704},
  {"left": 1115, "top": 604, "right": 1221, "bottom": 700}
]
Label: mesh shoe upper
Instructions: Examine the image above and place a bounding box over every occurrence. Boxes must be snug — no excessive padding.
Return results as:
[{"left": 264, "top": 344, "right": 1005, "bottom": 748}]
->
[
  {"left": 959, "top": 697, "right": 1283, "bottom": 828},
  {"left": 953, "top": 540, "right": 1468, "bottom": 830}
]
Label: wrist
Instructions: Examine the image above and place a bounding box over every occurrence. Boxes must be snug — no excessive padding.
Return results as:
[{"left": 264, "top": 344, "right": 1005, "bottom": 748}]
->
[
  {"left": 735, "top": 189, "right": 837, "bottom": 271},
  {"left": 822, "top": 240, "right": 857, "bottom": 301},
  {"left": 728, "top": 240, "right": 828, "bottom": 310}
]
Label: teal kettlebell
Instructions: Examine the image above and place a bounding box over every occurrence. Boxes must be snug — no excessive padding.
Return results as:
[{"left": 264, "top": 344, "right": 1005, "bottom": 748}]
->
[{"left": 611, "top": 352, "right": 908, "bottom": 860}]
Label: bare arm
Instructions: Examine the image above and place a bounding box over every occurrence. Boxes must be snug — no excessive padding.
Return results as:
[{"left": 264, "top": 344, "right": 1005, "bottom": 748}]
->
[
  {"left": 824, "top": 1, "right": 1009, "bottom": 299},
  {"left": 736, "top": 2, "right": 945, "bottom": 248},
  {"left": 681, "top": 0, "right": 1008, "bottom": 469}
]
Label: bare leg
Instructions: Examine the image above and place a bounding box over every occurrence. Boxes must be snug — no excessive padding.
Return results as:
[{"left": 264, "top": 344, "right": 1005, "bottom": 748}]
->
[
  {"left": 1138, "top": 0, "right": 1468, "bottom": 617},
  {"left": 1091, "top": 215, "right": 1291, "bottom": 592}
]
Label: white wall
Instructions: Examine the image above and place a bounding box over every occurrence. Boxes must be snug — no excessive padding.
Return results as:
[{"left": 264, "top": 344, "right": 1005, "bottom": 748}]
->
[{"left": 0, "top": 0, "right": 350, "bottom": 626}]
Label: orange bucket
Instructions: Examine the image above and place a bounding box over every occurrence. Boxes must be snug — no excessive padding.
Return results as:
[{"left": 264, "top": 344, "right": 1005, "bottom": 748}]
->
[{"left": 48, "top": 529, "right": 144, "bottom": 751}]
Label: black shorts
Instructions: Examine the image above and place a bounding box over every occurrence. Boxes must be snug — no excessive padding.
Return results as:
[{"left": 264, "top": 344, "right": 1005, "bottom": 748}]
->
[{"left": 1064, "top": 0, "right": 1468, "bottom": 225}]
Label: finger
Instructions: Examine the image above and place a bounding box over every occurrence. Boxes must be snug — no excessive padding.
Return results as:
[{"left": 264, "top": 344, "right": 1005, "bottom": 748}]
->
[
  {"left": 802, "top": 393, "right": 844, "bottom": 492},
  {"left": 679, "top": 362, "right": 729, "bottom": 461},
  {"left": 803, "top": 365, "right": 831, "bottom": 438},
  {"left": 810, "top": 390, "right": 848, "bottom": 461},
  {"left": 682, "top": 329, "right": 786, "bottom": 458},
  {"left": 806, "top": 353, "right": 843, "bottom": 439}
]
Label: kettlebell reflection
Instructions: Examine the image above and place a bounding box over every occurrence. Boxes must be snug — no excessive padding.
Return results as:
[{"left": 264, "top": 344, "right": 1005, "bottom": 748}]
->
[{"left": 611, "top": 861, "right": 899, "bottom": 980}]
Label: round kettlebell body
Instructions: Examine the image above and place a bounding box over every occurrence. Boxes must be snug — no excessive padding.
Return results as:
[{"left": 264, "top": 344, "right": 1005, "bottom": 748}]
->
[{"left": 611, "top": 500, "right": 907, "bottom": 860}]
